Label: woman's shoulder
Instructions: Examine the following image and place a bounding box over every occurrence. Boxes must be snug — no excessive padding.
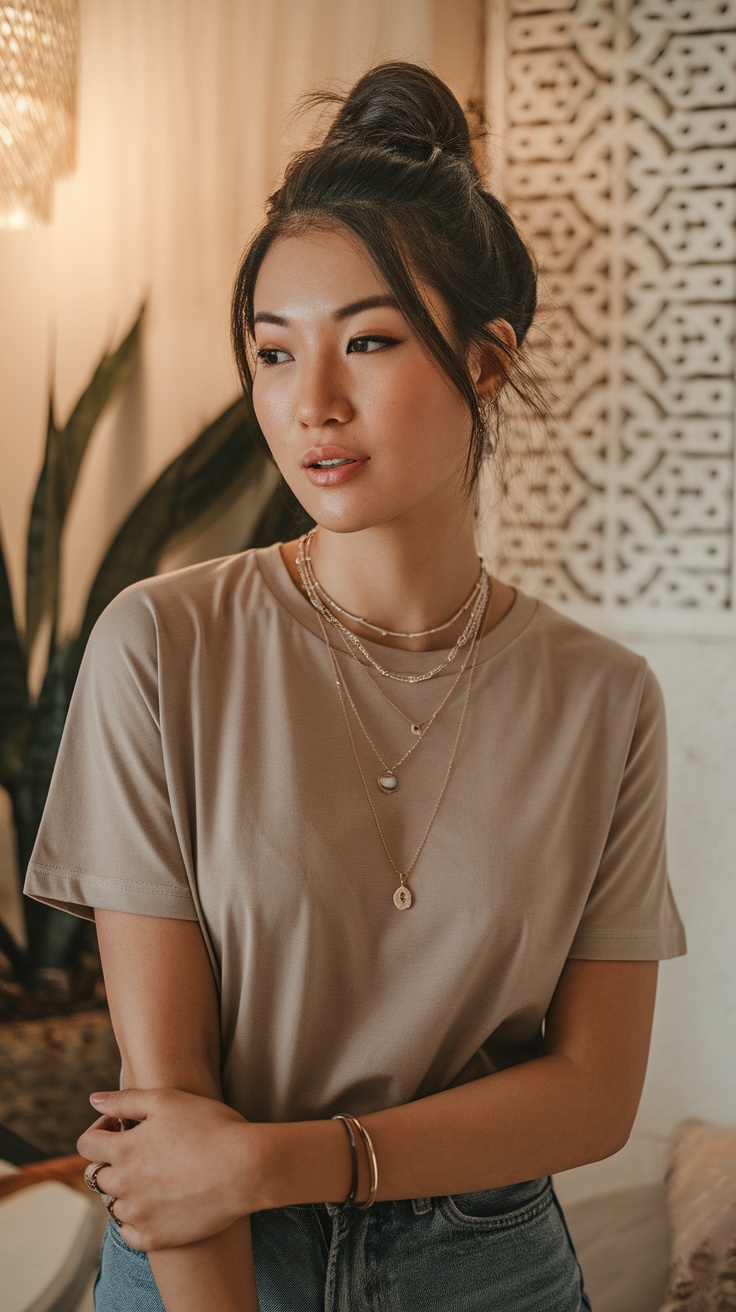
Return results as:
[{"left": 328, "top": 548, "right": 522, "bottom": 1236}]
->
[
  {"left": 515, "top": 585, "right": 654, "bottom": 702},
  {"left": 88, "top": 548, "right": 270, "bottom": 655}
]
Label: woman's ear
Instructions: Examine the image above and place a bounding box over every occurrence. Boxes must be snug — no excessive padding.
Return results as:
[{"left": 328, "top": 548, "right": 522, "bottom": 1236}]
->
[{"left": 469, "top": 318, "right": 517, "bottom": 396}]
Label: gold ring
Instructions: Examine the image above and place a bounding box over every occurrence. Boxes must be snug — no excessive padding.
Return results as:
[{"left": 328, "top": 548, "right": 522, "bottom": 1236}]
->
[
  {"left": 106, "top": 1196, "right": 122, "bottom": 1226},
  {"left": 84, "top": 1162, "right": 110, "bottom": 1196}
]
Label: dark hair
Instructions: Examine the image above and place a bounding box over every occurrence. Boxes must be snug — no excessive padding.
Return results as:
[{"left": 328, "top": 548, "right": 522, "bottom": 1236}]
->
[{"left": 231, "top": 60, "right": 543, "bottom": 494}]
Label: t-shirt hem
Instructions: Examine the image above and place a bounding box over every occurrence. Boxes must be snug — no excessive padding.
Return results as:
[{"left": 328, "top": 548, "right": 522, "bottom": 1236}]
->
[
  {"left": 567, "top": 923, "right": 687, "bottom": 960},
  {"left": 24, "top": 863, "right": 198, "bottom": 924}
]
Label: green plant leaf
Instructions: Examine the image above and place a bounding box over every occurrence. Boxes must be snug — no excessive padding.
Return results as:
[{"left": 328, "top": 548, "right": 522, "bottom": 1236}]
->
[
  {"left": 76, "top": 394, "right": 270, "bottom": 650},
  {"left": 16, "top": 641, "right": 83, "bottom": 969},
  {"left": 14, "top": 387, "right": 278, "bottom": 976},
  {"left": 0, "top": 517, "right": 28, "bottom": 793},
  {"left": 24, "top": 307, "right": 144, "bottom": 656}
]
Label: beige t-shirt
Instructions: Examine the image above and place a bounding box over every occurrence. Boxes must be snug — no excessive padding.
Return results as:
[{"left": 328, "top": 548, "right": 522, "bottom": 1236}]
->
[{"left": 24, "top": 544, "right": 686, "bottom": 1122}]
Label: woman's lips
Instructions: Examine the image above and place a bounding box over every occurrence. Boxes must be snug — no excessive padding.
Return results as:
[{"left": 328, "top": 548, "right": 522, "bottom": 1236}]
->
[
  {"left": 305, "top": 459, "right": 368, "bottom": 486},
  {"left": 304, "top": 458, "right": 369, "bottom": 486}
]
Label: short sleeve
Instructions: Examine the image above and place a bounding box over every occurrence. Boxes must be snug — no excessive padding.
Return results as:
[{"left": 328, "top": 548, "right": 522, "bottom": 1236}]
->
[
  {"left": 23, "top": 588, "right": 197, "bottom": 923},
  {"left": 568, "top": 661, "right": 687, "bottom": 960}
]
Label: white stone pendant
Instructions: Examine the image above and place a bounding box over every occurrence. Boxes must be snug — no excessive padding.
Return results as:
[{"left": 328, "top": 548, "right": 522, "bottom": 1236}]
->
[
  {"left": 378, "top": 773, "right": 398, "bottom": 795},
  {"left": 411, "top": 724, "right": 422, "bottom": 736},
  {"left": 393, "top": 885, "right": 412, "bottom": 910}
]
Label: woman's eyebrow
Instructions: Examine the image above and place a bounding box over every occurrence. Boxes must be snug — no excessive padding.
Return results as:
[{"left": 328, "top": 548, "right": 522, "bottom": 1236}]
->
[{"left": 253, "top": 295, "right": 400, "bottom": 327}]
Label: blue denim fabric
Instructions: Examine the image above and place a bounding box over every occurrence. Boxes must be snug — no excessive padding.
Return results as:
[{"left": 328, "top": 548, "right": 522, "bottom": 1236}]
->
[{"left": 94, "top": 1176, "right": 592, "bottom": 1310}]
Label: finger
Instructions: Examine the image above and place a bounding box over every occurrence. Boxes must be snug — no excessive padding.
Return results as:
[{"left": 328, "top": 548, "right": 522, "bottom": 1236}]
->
[
  {"left": 93, "top": 1164, "right": 116, "bottom": 1196},
  {"left": 89, "top": 1088, "right": 151, "bottom": 1121},
  {"left": 82, "top": 1114, "right": 114, "bottom": 1133},
  {"left": 106, "top": 1202, "right": 130, "bottom": 1230},
  {"left": 77, "top": 1115, "right": 125, "bottom": 1159},
  {"left": 116, "top": 1223, "right": 147, "bottom": 1251},
  {"left": 77, "top": 1126, "right": 126, "bottom": 1162},
  {"left": 85, "top": 1113, "right": 127, "bottom": 1132}
]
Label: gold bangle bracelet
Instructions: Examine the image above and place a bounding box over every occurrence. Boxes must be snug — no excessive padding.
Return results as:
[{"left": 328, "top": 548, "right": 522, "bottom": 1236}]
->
[
  {"left": 344, "top": 1114, "right": 379, "bottom": 1209},
  {"left": 331, "top": 1114, "right": 359, "bottom": 1206}
]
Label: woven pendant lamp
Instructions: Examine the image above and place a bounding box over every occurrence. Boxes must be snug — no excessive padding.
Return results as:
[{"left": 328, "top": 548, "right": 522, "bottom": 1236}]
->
[{"left": 0, "top": 0, "right": 79, "bottom": 229}]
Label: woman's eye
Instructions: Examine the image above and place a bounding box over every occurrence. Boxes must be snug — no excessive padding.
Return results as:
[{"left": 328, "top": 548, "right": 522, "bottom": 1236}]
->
[
  {"left": 348, "top": 335, "right": 399, "bottom": 354},
  {"left": 256, "top": 348, "right": 291, "bottom": 366},
  {"left": 255, "top": 336, "right": 398, "bottom": 366}
]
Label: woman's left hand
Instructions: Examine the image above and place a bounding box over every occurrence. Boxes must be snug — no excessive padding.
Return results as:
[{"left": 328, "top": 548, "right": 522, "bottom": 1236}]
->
[{"left": 76, "top": 1088, "right": 264, "bottom": 1250}]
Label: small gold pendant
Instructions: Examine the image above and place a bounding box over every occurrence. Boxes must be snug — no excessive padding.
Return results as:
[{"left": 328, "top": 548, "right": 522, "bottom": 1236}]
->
[
  {"left": 411, "top": 724, "right": 422, "bottom": 736},
  {"left": 393, "top": 886, "right": 412, "bottom": 910},
  {"left": 378, "top": 773, "right": 398, "bottom": 795}
]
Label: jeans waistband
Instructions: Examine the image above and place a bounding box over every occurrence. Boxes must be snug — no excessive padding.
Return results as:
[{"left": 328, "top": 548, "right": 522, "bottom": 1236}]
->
[{"left": 320, "top": 1177, "right": 550, "bottom": 1219}]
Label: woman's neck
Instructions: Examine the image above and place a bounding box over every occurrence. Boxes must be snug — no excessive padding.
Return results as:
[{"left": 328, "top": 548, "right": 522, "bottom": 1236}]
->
[{"left": 279, "top": 516, "right": 516, "bottom": 653}]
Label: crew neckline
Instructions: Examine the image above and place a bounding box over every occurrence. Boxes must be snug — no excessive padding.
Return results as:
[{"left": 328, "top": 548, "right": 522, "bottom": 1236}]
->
[{"left": 254, "top": 541, "right": 538, "bottom": 672}]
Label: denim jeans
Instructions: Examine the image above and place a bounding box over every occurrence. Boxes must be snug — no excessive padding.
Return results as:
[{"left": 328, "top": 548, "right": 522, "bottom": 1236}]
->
[{"left": 94, "top": 1176, "right": 592, "bottom": 1310}]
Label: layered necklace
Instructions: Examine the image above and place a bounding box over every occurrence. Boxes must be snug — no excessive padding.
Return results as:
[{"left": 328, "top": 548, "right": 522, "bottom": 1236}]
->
[
  {"left": 297, "top": 529, "right": 491, "bottom": 910},
  {"left": 296, "top": 527, "right": 488, "bottom": 684}
]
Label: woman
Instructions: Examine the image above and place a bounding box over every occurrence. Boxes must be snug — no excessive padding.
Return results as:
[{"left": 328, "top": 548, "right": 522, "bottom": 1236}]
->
[{"left": 25, "top": 61, "right": 686, "bottom": 1311}]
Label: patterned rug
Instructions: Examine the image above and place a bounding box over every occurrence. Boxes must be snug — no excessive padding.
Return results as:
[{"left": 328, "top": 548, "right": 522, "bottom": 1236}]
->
[{"left": 0, "top": 1009, "right": 121, "bottom": 1157}]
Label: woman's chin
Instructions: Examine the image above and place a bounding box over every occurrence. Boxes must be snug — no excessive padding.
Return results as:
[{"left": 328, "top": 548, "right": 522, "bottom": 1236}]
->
[
  {"left": 289, "top": 483, "right": 389, "bottom": 535},
  {"left": 302, "top": 502, "right": 405, "bottom": 537},
  {"left": 283, "top": 471, "right": 442, "bottom": 538}
]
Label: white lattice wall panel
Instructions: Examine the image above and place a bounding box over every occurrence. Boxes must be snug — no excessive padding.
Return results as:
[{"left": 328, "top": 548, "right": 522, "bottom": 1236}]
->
[{"left": 487, "top": 0, "right": 736, "bottom": 622}]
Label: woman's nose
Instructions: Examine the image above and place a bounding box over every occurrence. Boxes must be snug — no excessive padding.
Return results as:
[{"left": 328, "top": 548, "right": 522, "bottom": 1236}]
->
[{"left": 295, "top": 358, "right": 353, "bottom": 428}]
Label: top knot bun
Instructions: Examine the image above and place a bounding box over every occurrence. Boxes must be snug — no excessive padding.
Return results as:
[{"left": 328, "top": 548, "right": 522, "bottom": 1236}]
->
[{"left": 320, "top": 61, "right": 478, "bottom": 171}]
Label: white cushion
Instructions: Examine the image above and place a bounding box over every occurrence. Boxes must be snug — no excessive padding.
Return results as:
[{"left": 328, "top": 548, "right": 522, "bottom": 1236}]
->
[
  {"left": 564, "top": 1181, "right": 671, "bottom": 1312},
  {"left": 0, "top": 1181, "right": 105, "bottom": 1312}
]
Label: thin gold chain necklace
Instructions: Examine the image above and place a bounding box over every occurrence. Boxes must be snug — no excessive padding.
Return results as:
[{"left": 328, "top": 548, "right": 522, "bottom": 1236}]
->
[
  {"left": 316, "top": 591, "right": 487, "bottom": 910},
  {"left": 297, "top": 534, "right": 489, "bottom": 684},
  {"left": 320, "top": 574, "right": 491, "bottom": 741},
  {"left": 301, "top": 526, "right": 485, "bottom": 638},
  {"left": 327, "top": 596, "right": 486, "bottom": 795},
  {"left": 301, "top": 527, "right": 485, "bottom": 640}
]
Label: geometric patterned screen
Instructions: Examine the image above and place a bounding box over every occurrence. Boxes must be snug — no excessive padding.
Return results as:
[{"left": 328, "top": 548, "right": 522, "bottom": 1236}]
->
[{"left": 485, "top": 0, "right": 736, "bottom": 622}]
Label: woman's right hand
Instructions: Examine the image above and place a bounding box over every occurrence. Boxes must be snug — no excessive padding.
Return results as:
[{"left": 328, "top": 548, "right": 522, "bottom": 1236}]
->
[{"left": 79, "top": 1087, "right": 265, "bottom": 1250}]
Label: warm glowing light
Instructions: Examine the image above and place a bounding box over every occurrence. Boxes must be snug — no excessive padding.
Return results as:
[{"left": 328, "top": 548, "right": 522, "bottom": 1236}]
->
[{"left": 0, "top": 1, "right": 79, "bottom": 228}]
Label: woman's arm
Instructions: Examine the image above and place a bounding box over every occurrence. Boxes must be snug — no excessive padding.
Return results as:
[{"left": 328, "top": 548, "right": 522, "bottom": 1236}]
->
[
  {"left": 92, "top": 909, "right": 260, "bottom": 1311},
  {"left": 265, "top": 956, "right": 660, "bottom": 1205},
  {"left": 81, "top": 956, "right": 659, "bottom": 1244}
]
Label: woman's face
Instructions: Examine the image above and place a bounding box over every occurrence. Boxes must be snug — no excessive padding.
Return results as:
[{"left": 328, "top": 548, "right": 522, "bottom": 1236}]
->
[{"left": 250, "top": 224, "right": 478, "bottom": 535}]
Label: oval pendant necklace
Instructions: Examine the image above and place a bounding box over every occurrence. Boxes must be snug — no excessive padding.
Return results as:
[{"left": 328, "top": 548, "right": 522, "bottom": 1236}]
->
[
  {"left": 378, "top": 773, "right": 399, "bottom": 795},
  {"left": 316, "top": 598, "right": 487, "bottom": 910}
]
